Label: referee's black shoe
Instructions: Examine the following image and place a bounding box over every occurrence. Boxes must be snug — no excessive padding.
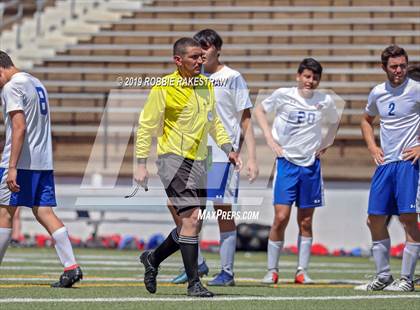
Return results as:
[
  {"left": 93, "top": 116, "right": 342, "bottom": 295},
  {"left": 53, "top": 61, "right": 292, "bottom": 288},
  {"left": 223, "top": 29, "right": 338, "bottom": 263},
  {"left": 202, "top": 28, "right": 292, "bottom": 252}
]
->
[
  {"left": 187, "top": 281, "right": 214, "bottom": 297},
  {"left": 51, "top": 266, "right": 83, "bottom": 288},
  {"left": 140, "top": 250, "right": 158, "bottom": 293}
]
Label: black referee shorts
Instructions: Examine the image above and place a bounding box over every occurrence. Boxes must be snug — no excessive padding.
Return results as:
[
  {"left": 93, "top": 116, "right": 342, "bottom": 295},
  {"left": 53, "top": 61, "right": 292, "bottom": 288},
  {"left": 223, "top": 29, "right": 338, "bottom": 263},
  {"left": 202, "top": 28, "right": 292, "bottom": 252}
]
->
[{"left": 156, "top": 153, "right": 207, "bottom": 215}]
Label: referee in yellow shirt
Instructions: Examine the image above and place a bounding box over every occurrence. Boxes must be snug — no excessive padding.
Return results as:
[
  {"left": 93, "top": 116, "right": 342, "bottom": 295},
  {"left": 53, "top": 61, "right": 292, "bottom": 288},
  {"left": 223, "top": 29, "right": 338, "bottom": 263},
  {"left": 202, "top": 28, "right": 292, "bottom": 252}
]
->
[{"left": 135, "top": 37, "right": 241, "bottom": 297}]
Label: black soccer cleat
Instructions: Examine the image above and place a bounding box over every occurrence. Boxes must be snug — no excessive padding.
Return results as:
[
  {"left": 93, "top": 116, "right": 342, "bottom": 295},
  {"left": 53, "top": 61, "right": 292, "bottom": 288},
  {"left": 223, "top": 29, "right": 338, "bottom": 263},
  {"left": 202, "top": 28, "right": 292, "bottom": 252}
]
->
[
  {"left": 187, "top": 281, "right": 214, "bottom": 297},
  {"left": 140, "top": 250, "right": 158, "bottom": 294},
  {"left": 51, "top": 266, "right": 83, "bottom": 288}
]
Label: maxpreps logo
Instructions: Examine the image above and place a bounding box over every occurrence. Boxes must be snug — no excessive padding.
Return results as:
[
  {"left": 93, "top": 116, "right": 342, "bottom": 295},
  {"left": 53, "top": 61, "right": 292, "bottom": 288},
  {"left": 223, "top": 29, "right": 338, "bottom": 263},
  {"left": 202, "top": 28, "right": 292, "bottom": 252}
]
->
[{"left": 198, "top": 209, "right": 260, "bottom": 221}]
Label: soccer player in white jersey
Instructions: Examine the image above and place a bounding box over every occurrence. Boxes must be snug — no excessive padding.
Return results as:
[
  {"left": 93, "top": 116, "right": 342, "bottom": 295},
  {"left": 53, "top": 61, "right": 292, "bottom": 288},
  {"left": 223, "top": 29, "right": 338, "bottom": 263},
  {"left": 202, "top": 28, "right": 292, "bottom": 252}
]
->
[
  {"left": 169, "top": 29, "right": 259, "bottom": 286},
  {"left": 0, "top": 51, "right": 82, "bottom": 287},
  {"left": 354, "top": 45, "right": 420, "bottom": 292},
  {"left": 254, "top": 58, "right": 339, "bottom": 284}
]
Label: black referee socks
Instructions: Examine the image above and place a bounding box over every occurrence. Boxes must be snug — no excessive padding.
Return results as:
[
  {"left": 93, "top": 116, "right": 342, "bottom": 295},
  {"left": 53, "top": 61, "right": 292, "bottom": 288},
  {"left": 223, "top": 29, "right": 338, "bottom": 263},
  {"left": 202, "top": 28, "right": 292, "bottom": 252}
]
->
[
  {"left": 152, "top": 228, "right": 180, "bottom": 267},
  {"left": 179, "top": 235, "right": 200, "bottom": 287}
]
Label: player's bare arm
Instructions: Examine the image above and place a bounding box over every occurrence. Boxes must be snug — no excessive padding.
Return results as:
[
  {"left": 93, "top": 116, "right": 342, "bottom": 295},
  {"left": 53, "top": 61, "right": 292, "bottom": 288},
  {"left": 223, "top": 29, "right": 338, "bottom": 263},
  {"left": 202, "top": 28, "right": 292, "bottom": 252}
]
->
[
  {"left": 254, "top": 104, "right": 283, "bottom": 157},
  {"left": 316, "top": 103, "right": 340, "bottom": 158},
  {"left": 7, "top": 110, "right": 26, "bottom": 192},
  {"left": 361, "top": 113, "right": 384, "bottom": 165},
  {"left": 239, "top": 109, "right": 259, "bottom": 182}
]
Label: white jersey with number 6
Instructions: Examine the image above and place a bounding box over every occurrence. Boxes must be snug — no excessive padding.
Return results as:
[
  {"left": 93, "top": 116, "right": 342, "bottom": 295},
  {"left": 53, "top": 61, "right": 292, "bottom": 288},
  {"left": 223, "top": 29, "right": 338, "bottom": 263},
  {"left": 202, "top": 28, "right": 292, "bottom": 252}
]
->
[{"left": 0, "top": 72, "right": 53, "bottom": 170}]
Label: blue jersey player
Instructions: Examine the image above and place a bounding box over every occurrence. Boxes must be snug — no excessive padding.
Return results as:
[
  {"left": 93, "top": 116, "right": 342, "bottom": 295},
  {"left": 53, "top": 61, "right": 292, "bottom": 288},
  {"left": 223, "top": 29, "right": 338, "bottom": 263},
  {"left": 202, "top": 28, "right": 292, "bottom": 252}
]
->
[
  {"left": 355, "top": 45, "right": 420, "bottom": 292},
  {"left": 0, "top": 51, "right": 82, "bottom": 287}
]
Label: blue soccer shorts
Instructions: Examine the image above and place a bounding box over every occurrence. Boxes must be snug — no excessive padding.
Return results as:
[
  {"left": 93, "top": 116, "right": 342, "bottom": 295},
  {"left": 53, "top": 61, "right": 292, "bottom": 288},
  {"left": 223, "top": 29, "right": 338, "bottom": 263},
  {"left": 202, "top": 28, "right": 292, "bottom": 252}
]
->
[
  {"left": 368, "top": 160, "right": 418, "bottom": 215},
  {"left": 0, "top": 168, "right": 57, "bottom": 207},
  {"left": 207, "top": 162, "right": 239, "bottom": 204},
  {"left": 273, "top": 158, "right": 323, "bottom": 208}
]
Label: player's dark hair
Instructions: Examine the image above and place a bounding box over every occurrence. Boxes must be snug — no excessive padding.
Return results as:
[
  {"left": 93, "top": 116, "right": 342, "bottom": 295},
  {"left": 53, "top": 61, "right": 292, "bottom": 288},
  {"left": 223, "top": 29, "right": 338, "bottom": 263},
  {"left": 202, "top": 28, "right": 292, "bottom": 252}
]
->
[
  {"left": 408, "top": 64, "right": 420, "bottom": 81},
  {"left": 173, "top": 37, "right": 201, "bottom": 56},
  {"left": 297, "top": 58, "right": 323, "bottom": 77},
  {"left": 193, "top": 29, "right": 223, "bottom": 50},
  {"left": 381, "top": 45, "right": 408, "bottom": 67},
  {"left": 0, "top": 51, "right": 14, "bottom": 68}
]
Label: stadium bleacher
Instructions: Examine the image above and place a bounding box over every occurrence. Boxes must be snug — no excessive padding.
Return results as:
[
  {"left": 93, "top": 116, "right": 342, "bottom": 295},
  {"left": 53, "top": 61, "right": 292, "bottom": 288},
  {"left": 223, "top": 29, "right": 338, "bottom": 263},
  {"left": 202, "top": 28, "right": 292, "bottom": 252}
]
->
[
  {"left": 0, "top": 0, "right": 56, "bottom": 31},
  {"left": 1, "top": 0, "right": 419, "bottom": 179}
]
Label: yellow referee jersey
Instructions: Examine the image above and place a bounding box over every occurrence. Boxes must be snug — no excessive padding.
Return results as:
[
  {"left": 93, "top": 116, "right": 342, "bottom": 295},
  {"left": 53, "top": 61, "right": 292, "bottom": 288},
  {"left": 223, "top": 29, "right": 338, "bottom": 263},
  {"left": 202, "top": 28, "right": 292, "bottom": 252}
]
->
[{"left": 136, "top": 70, "right": 231, "bottom": 161}]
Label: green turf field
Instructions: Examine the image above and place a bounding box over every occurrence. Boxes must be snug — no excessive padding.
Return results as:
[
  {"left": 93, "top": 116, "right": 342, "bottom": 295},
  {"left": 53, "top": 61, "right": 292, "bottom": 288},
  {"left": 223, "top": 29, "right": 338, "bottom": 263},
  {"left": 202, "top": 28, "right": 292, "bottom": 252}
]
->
[{"left": 0, "top": 248, "right": 419, "bottom": 309}]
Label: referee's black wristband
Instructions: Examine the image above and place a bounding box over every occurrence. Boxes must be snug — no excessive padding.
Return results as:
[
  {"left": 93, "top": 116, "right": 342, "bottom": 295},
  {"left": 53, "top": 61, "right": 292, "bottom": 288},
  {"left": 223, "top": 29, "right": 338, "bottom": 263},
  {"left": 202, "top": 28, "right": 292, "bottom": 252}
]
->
[
  {"left": 137, "top": 158, "right": 147, "bottom": 165},
  {"left": 221, "top": 143, "right": 234, "bottom": 156}
]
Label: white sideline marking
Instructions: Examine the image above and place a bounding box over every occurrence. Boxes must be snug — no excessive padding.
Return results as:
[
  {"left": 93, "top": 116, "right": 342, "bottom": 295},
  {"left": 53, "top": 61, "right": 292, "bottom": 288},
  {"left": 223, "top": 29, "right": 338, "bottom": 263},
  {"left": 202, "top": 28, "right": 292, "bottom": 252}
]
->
[
  {"left": 0, "top": 266, "right": 374, "bottom": 273},
  {"left": 4, "top": 259, "right": 138, "bottom": 265},
  {"left": 0, "top": 277, "right": 140, "bottom": 282},
  {"left": 4, "top": 255, "right": 373, "bottom": 268},
  {"left": 0, "top": 276, "right": 365, "bottom": 284},
  {"left": 160, "top": 277, "right": 366, "bottom": 285},
  {"left": 0, "top": 295, "right": 419, "bottom": 303},
  {"left": 2, "top": 258, "right": 374, "bottom": 270}
]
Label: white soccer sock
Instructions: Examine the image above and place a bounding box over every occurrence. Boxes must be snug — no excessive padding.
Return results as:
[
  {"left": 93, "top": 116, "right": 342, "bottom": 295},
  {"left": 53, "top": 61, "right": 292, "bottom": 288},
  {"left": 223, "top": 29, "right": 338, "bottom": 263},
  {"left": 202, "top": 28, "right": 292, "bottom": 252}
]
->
[
  {"left": 220, "top": 230, "right": 236, "bottom": 275},
  {"left": 0, "top": 228, "right": 12, "bottom": 264},
  {"left": 267, "top": 239, "right": 283, "bottom": 272},
  {"left": 297, "top": 235, "right": 313, "bottom": 271},
  {"left": 401, "top": 242, "right": 420, "bottom": 281},
  {"left": 51, "top": 227, "right": 77, "bottom": 269},
  {"left": 197, "top": 246, "right": 205, "bottom": 265},
  {"left": 372, "top": 238, "right": 391, "bottom": 278}
]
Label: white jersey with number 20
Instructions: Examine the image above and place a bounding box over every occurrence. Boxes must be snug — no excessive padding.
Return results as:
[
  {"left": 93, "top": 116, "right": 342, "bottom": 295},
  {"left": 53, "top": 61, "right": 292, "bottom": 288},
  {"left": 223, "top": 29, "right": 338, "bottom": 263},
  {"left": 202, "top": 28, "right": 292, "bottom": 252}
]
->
[{"left": 261, "top": 87, "right": 337, "bottom": 167}]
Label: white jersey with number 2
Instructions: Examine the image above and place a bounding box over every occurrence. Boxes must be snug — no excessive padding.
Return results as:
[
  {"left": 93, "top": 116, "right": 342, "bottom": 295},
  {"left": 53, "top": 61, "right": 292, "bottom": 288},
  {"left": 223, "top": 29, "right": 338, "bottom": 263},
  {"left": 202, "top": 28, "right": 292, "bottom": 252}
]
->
[{"left": 365, "top": 78, "right": 420, "bottom": 164}]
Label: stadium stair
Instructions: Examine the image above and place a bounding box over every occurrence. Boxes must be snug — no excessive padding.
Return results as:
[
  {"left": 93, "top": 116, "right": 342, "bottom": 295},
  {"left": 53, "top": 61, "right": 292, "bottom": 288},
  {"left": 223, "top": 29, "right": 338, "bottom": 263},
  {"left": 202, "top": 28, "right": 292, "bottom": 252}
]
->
[
  {"left": 1, "top": 0, "right": 418, "bottom": 179},
  {"left": 0, "top": 0, "right": 146, "bottom": 69}
]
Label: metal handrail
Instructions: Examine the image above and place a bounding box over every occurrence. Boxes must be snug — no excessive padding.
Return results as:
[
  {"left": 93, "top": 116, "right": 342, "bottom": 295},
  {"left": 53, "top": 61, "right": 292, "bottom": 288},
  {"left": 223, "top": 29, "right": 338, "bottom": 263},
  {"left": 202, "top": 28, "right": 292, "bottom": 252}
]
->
[
  {"left": 35, "top": 0, "right": 46, "bottom": 36},
  {"left": 0, "top": 0, "right": 21, "bottom": 31},
  {"left": 0, "top": 0, "right": 48, "bottom": 50}
]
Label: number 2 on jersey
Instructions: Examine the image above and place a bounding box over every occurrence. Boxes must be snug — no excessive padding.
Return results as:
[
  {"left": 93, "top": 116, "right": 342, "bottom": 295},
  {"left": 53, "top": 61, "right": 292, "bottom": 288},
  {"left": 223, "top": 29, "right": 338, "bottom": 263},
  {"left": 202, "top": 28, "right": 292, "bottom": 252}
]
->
[
  {"left": 36, "top": 86, "right": 48, "bottom": 115},
  {"left": 388, "top": 102, "right": 395, "bottom": 116}
]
